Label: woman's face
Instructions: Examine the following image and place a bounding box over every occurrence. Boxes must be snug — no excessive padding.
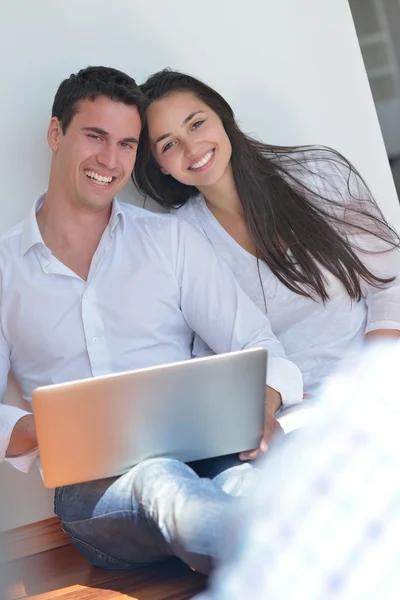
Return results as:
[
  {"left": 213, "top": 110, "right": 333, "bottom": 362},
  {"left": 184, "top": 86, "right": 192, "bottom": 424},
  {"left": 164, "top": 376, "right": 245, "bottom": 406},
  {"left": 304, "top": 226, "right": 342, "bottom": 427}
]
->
[{"left": 146, "top": 91, "right": 232, "bottom": 189}]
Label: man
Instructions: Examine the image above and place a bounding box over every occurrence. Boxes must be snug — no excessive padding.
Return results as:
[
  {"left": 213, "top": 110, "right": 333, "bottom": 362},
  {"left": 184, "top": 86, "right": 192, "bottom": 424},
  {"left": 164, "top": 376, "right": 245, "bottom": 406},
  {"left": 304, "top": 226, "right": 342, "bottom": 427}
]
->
[{"left": 0, "top": 66, "right": 303, "bottom": 574}]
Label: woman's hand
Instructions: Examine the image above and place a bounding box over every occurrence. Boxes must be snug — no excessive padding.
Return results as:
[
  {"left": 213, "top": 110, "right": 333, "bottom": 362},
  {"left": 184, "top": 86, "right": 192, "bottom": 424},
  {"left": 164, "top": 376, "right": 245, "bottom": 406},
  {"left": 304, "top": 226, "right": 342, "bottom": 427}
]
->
[{"left": 239, "top": 386, "right": 283, "bottom": 461}]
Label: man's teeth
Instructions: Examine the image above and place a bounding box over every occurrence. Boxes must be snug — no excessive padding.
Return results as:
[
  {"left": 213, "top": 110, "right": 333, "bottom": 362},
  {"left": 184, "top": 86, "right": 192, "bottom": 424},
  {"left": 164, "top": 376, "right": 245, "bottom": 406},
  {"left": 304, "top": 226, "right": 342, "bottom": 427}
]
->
[
  {"left": 84, "top": 171, "right": 113, "bottom": 185},
  {"left": 190, "top": 150, "right": 214, "bottom": 170}
]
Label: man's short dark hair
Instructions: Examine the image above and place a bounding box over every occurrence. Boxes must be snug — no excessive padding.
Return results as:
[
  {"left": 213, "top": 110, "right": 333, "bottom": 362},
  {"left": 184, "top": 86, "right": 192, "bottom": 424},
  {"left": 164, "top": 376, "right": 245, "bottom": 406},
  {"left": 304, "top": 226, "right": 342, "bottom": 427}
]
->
[{"left": 52, "top": 66, "right": 147, "bottom": 133}]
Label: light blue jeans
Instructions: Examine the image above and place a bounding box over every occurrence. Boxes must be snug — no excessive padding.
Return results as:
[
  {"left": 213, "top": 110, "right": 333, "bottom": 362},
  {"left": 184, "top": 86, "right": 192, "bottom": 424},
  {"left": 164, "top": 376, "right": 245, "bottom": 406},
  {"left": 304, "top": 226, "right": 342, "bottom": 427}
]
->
[{"left": 54, "top": 454, "right": 257, "bottom": 574}]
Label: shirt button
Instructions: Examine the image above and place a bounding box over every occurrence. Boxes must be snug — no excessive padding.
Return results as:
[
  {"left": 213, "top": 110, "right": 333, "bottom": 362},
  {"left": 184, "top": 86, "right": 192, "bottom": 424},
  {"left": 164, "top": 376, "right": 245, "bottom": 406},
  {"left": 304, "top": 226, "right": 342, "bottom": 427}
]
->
[
  {"left": 83, "top": 293, "right": 88, "bottom": 300},
  {"left": 92, "top": 336, "right": 98, "bottom": 344}
]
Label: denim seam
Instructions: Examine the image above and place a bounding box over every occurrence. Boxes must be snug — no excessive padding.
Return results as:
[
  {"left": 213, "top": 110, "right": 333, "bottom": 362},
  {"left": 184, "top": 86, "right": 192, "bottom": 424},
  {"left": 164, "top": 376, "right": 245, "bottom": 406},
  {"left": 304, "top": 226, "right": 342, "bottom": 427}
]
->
[
  {"left": 64, "top": 527, "right": 134, "bottom": 567},
  {"left": 59, "top": 509, "right": 136, "bottom": 524},
  {"left": 54, "top": 487, "right": 64, "bottom": 516}
]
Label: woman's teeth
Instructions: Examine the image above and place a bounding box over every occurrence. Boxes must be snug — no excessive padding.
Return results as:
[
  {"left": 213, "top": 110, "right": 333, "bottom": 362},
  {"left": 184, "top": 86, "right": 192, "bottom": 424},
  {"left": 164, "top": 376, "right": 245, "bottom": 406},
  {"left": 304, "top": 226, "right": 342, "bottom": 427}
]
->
[{"left": 190, "top": 150, "right": 214, "bottom": 170}]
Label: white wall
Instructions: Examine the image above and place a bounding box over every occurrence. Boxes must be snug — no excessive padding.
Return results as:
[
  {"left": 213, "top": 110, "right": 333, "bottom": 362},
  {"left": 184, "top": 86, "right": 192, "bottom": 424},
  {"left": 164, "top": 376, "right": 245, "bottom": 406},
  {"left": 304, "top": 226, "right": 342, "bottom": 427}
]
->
[
  {"left": 0, "top": 377, "right": 54, "bottom": 532},
  {"left": 1, "top": 0, "right": 399, "bottom": 530}
]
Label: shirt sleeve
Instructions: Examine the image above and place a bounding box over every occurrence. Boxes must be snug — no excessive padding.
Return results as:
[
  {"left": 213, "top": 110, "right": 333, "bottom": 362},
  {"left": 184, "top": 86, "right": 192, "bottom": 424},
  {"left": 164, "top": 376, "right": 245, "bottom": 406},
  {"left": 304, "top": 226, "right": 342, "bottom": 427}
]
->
[
  {"left": 354, "top": 234, "right": 400, "bottom": 332},
  {"left": 172, "top": 218, "right": 303, "bottom": 406},
  {"left": 0, "top": 313, "right": 35, "bottom": 470},
  {"left": 297, "top": 153, "right": 400, "bottom": 333}
]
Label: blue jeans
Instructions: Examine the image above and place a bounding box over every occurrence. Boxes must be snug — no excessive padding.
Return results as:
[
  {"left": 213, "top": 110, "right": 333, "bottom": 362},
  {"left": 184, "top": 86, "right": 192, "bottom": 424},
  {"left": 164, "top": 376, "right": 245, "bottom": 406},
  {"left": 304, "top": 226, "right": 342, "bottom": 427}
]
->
[{"left": 54, "top": 454, "right": 256, "bottom": 574}]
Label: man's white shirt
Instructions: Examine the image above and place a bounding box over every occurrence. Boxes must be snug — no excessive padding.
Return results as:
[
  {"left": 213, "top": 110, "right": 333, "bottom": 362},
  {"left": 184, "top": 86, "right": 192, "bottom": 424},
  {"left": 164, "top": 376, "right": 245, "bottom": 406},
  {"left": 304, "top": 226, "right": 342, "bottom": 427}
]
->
[{"left": 0, "top": 196, "right": 303, "bottom": 471}]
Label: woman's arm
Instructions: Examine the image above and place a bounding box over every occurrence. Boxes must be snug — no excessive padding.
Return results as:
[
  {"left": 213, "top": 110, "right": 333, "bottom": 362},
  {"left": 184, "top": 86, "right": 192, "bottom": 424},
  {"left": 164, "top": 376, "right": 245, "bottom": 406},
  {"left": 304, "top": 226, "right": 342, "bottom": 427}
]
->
[
  {"left": 365, "top": 329, "right": 400, "bottom": 341},
  {"left": 303, "top": 154, "right": 400, "bottom": 339},
  {"left": 356, "top": 232, "right": 400, "bottom": 340}
]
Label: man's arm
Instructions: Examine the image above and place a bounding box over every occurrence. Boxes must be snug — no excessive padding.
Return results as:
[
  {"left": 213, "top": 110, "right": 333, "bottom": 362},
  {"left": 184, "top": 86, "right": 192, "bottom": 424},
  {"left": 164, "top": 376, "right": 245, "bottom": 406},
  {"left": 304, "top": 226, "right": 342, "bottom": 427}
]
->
[
  {"left": 6, "top": 413, "right": 37, "bottom": 457},
  {"left": 173, "top": 219, "right": 303, "bottom": 407},
  {"left": 0, "top": 324, "right": 37, "bottom": 467}
]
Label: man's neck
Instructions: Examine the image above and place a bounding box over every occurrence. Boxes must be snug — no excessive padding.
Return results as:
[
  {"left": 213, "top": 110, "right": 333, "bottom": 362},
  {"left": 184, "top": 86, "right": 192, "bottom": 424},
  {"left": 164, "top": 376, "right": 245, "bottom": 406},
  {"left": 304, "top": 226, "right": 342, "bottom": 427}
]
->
[{"left": 36, "top": 184, "right": 112, "bottom": 280}]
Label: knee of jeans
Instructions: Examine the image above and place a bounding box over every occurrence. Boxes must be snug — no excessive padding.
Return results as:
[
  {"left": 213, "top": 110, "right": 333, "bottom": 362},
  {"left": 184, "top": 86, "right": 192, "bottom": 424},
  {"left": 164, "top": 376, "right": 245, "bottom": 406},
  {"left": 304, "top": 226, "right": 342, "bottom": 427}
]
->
[
  {"left": 212, "top": 463, "right": 256, "bottom": 496},
  {"left": 55, "top": 460, "right": 192, "bottom": 522},
  {"left": 130, "top": 458, "right": 196, "bottom": 500}
]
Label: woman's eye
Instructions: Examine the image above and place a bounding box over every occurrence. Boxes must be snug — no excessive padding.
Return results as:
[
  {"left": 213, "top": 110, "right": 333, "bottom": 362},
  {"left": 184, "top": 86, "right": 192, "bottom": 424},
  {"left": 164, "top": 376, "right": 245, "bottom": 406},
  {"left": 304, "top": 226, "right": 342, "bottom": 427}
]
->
[
  {"left": 162, "top": 141, "right": 174, "bottom": 153},
  {"left": 192, "top": 120, "right": 204, "bottom": 130}
]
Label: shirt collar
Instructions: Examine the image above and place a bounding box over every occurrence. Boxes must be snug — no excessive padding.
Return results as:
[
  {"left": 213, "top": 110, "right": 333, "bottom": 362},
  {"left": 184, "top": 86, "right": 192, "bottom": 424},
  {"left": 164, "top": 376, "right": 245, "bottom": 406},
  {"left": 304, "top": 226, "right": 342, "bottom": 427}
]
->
[
  {"left": 20, "top": 194, "right": 47, "bottom": 258},
  {"left": 109, "top": 197, "right": 126, "bottom": 235},
  {"left": 20, "top": 195, "right": 126, "bottom": 258}
]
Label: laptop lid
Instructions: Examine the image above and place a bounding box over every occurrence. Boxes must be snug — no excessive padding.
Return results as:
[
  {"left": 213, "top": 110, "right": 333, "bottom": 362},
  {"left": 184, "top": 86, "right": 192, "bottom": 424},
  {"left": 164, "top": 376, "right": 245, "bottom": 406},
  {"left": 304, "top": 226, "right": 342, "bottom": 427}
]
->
[{"left": 32, "top": 348, "right": 267, "bottom": 487}]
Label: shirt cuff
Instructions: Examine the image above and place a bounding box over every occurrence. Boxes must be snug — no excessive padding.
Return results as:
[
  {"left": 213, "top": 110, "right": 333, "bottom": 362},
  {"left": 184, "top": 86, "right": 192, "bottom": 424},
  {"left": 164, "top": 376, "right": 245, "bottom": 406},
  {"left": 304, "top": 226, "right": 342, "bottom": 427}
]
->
[
  {"left": 0, "top": 404, "right": 32, "bottom": 463},
  {"left": 366, "top": 320, "right": 400, "bottom": 333},
  {"left": 5, "top": 447, "right": 39, "bottom": 473},
  {"left": 267, "top": 356, "right": 304, "bottom": 407}
]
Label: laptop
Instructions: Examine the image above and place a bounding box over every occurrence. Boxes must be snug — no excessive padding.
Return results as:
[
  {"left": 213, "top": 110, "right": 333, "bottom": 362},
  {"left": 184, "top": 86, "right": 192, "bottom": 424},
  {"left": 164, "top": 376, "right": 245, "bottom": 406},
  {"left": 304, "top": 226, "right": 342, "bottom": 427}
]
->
[{"left": 32, "top": 348, "right": 267, "bottom": 488}]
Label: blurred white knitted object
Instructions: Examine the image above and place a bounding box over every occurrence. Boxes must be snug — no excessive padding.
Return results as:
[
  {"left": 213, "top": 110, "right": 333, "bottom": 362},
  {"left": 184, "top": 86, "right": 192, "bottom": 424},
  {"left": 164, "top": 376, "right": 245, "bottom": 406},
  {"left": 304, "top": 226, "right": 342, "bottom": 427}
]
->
[{"left": 196, "top": 340, "right": 400, "bottom": 600}]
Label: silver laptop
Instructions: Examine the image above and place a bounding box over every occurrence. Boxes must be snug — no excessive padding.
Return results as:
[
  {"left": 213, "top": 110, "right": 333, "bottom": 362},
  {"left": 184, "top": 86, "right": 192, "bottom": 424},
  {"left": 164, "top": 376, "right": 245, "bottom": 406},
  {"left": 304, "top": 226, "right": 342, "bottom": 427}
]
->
[{"left": 32, "top": 348, "right": 267, "bottom": 488}]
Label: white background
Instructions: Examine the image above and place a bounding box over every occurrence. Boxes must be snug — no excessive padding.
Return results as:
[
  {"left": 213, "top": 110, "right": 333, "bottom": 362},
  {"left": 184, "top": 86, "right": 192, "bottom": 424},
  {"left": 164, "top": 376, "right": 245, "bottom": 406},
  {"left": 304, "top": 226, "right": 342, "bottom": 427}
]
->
[{"left": 1, "top": 0, "right": 399, "bottom": 530}]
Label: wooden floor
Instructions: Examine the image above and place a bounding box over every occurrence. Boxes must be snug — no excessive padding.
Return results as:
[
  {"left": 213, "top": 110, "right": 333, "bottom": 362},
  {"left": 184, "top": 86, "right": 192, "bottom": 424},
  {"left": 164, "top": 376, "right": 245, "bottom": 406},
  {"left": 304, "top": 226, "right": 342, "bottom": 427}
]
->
[{"left": 2, "top": 518, "right": 206, "bottom": 600}]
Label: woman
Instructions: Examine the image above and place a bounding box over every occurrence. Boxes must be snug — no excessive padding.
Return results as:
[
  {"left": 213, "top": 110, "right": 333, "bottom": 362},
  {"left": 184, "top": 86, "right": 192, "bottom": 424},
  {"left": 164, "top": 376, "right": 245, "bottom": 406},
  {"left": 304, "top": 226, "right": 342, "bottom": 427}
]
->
[{"left": 133, "top": 69, "right": 400, "bottom": 396}]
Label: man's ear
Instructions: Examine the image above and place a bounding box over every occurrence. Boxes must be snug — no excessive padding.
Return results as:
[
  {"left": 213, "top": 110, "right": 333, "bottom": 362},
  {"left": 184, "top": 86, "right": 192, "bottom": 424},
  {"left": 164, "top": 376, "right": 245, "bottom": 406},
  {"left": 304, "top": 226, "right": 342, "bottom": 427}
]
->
[{"left": 47, "top": 117, "right": 63, "bottom": 152}]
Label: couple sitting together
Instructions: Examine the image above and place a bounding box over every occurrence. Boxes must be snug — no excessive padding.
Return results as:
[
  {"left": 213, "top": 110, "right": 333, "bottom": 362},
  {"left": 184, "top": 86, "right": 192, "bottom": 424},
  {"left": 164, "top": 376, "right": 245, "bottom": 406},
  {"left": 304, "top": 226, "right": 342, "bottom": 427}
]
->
[{"left": 1, "top": 65, "right": 399, "bottom": 574}]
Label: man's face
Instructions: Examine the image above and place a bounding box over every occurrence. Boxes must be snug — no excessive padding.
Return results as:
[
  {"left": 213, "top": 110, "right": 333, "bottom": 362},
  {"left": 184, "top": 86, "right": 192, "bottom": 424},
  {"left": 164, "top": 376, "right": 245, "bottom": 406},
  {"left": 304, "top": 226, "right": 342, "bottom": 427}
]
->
[{"left": 47, "top": 96, "right": 142, "bottom": 212}]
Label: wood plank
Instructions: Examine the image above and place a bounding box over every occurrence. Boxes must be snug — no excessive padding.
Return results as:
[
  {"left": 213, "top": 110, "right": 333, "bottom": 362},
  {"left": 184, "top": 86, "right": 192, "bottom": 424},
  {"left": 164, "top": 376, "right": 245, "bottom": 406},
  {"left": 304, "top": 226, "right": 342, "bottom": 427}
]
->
[
  {"left": 27, "top": 569, "right": 205, "bottom": 600},
  {"left": 5, "top": 545, "right": 124, "bottom": 600},
  {"left": 29, "top": 566, "right": 205, "bottom": 600},
  {"left": 2, "top": 518, "right": 70, "bottom": 562},
  {"left": 5, "top": 544, "right": 205, "bottom": 600}
]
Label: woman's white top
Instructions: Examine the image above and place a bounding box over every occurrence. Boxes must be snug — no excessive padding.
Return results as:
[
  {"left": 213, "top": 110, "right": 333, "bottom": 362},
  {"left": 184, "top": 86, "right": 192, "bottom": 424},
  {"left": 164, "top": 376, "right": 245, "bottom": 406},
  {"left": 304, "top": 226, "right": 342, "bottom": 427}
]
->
[{"left": 173, "top": 158, "right": 400, "bottom": 394}]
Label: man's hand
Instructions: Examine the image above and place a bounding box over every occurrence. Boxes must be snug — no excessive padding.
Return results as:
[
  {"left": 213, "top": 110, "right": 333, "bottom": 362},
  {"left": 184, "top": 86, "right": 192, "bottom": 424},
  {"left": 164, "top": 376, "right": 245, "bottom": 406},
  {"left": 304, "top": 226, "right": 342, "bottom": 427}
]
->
[
  {"left": 6, "top": 414, "right": 38, "bottom": 457},
  {"left": 239, "top": 386, "right": 283, "bottom": 461}
]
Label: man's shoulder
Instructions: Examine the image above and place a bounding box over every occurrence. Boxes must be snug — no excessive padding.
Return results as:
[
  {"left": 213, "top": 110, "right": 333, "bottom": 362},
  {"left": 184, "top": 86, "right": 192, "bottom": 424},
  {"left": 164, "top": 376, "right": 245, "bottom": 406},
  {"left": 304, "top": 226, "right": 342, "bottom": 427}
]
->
[
  {"left": 119, "top": 200, "right": 205, "bottom": 249},
  {"left": 171, "top": 197, "right": 204, "bottom": 232},
  {"left": 0, "top": 220, "right": 25, "bottom": 258},
  {"left": 171, "top": 198, "right": 200, "bottom": 217},
  {"left": 119, "top": 200, "right": 179, "bottom": 229}
]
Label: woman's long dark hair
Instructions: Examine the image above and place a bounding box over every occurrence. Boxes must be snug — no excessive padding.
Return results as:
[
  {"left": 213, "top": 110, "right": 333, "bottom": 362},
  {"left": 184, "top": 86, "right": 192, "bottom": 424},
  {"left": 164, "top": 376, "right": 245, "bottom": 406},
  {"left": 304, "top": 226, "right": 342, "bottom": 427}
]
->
[{"left": 133, "top": 69, "right": 399, "bottom": 301}]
